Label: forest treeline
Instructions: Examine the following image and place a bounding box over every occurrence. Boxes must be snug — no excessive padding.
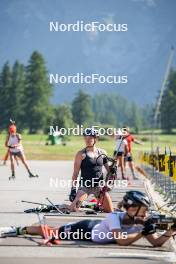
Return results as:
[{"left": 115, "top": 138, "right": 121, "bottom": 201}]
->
[{"left": 0, "top": 51, "right": 175, "bottom": 134}]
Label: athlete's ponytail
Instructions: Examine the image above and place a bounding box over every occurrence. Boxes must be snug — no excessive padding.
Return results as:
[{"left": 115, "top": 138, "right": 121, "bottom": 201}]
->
[{"left": 117, "top": 200, "right": 124, "bottom": 210}]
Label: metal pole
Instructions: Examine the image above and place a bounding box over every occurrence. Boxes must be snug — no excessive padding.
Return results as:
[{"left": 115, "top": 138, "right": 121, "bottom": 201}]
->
[{"left": 151, "top": 46, "right": 174, "bottom": 152}]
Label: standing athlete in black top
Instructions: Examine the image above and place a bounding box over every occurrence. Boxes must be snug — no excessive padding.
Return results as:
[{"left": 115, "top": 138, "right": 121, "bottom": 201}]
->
[{"left": 69, "top": 128, "right": 114, "bottom": 213}]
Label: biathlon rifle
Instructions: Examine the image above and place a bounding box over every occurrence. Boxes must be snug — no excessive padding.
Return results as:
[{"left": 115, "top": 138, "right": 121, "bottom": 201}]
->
[
  {"left": 121, "top": 213, "right": 176, "bottom": 231},
  {"left": 96, "top": 154, "right": 118, "bottom": 191},
  {"left": 21, "top": 200, "right": 70, "bottom": 214},
  {"left": 147, "top": 213, "right": 176, "bottom": 230}
]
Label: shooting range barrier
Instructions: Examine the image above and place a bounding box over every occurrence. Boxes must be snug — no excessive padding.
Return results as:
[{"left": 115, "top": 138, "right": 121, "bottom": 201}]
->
[{"left": 139, "top": 150, "right": 176, "bottom": 204}]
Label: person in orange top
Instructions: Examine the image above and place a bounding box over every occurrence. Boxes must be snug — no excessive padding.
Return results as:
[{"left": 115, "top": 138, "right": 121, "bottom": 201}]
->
[
  {"left": 3, "top": 121, "right": 19, "bottom": 166},
  {"left": 5, "top": 124, "right": 38, "bottom": 180},
  {"left": 124, "top": 127, "right": 142, "bottom": 180}
]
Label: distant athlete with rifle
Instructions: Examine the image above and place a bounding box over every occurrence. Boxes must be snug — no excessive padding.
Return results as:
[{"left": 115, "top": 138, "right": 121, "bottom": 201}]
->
[
  {"left": 68, "top": 128, "right": 114, "bottom": 213},
  {"left": 1, "top": 191, "right": 175, "bottom": 247},
  {"left": 5, "top": 123, "right": 38, "bottom": 180}
]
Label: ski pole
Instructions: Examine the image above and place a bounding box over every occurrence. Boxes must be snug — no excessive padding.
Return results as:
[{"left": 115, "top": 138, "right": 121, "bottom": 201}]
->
[{"left": 36, "top": 213, "right": 53, "bottom": 246}]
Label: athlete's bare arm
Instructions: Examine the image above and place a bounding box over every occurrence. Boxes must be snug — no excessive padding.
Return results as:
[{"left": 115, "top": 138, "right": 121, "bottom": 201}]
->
[
  {"left": 113, "top": 229, "right": 175, "bottom": 247},
  {"left": 71, "top": 151, "right": 83, "bottom": 185},
  {"left": 5, "top": 137, "right": 8, "bottom": 147},
  {"left": 145, "top": 229, "right": 176, "bottom": 247},
  {"left": 112, "top": 229, "right": 142, "bottom": 246},
  {"left": 133, "top": 138, "right": 143, "bottom": 145}
]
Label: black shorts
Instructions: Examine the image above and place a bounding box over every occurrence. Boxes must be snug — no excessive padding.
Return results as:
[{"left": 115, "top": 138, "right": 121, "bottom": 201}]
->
[
  {"left": 125, "top": 154, "right": 133, "bottom": 162},
  {"left": 10, "top": 151, "right": 23, "bottom": 157},
  {"left": 114, "top": 150, "right": 124, "bottom": 157},
  {"left": 58, "top": 219, "right": 101, "bottom": 241}
]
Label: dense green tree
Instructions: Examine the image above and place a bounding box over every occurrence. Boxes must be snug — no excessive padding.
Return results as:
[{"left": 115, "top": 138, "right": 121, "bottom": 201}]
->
[
  {"left": 11, "top": 61, "right": 26, "bottom": 130},
  {"left": 0, "top": 62, "right": 12, "bottom": 130},
  {"left": 53, "top": 104, "right": 74, "bottom": 128},
  {"left": 128, "top": 102, "right": 142, "bottom": 133},
  {"left": 160, "top": 69, "right": 176, "bottom": 133},
  {"left": 92, "top": 94, "right": 118, "bottom": 126},
  {"left": 25, "top": 51, "right": 53, "bottom": 133},
  {"left": 141, "top": 104, "right": 153, "bottom": 130},
  {"left": 92, "top": 93, "right": 145, "bottom": 131},
  {"left": 0, "top": 53, "right": 154, "bottom": 133},
  {"left": 72, "top": 90, "right": 94, "bottom": 126}
]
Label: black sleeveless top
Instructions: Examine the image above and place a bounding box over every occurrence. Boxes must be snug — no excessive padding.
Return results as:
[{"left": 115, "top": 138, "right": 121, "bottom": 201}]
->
[{"left": 79, "top": 148, "right": 108, "bottom": 188}]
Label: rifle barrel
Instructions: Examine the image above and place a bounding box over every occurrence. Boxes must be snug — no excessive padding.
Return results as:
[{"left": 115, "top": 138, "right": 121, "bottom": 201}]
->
[{"left": 21, "top": 200, "right": 48, "bottom": 206}]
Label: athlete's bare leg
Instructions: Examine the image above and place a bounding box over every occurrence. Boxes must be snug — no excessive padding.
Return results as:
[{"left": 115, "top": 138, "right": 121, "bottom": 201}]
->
[
  {"left": 69, "top": 190, "right": 88, "bottom": 211},
  {"left": 18, "top": 154, "right": 31, "bottom": 172},
  {"left": 117, "top": 156, "right": 125, "bottom": 179},
  {"left": 26, "top": 225, "right": 59, "bottom": 237},
  {"left": 14, "top": 155, "right": 19, "bottom": 166},
  {"left": 9, "top": 154, "right": 15, "bottom": 175},
  {"left": 26, "top": 225, "right": 43, "bottom": 236},
  {"left": 128, "top": 161, "right": 137, "bottom": 179},
  {"left": 99, "top": 192, "right": 114, "bottom": 213}
]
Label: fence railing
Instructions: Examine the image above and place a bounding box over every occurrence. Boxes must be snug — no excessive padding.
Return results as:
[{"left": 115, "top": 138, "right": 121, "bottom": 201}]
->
[{"left": 139, "top": 150, "right": 176, "bottom": 204}]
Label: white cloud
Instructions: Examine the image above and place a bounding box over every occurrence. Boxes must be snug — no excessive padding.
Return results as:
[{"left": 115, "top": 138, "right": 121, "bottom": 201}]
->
[
  {"left": 131, "top": 0, "right": 156, "bottom": 7},
  {"left": 87, "top": 28, "right": 99, "bottom": 41},
  {"left": 86, "top": 13, "right": 116, "bottom": 42},
  {"left": 103, "top": 13, "right": 115, "bottom": 25}
]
